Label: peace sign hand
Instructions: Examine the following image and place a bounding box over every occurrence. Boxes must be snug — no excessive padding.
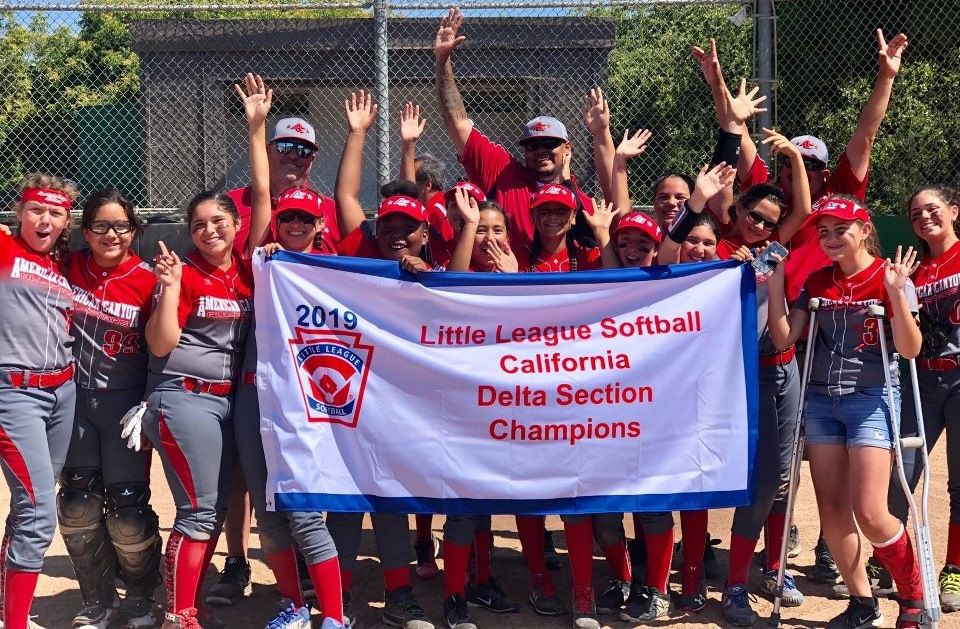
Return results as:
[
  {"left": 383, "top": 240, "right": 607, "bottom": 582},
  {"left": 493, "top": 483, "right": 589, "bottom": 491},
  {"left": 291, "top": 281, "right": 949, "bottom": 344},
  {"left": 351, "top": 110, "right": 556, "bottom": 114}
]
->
[
  {"left": 153, "top": 240, "right": 182, "bottom": 287},
  {"left": 232, "top": 73, "right": 273, "bottom": 128}
]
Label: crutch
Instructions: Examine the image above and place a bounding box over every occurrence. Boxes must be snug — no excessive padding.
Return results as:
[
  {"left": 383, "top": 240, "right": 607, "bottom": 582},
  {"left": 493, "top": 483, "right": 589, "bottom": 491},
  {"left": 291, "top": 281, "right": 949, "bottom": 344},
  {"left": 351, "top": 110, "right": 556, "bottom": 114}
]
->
[
  {"left": 770, "top": 297, "right": 820, "bottom": 627},
  {"left": 872, "top": 303, "right": 940, "bottom": 628}
]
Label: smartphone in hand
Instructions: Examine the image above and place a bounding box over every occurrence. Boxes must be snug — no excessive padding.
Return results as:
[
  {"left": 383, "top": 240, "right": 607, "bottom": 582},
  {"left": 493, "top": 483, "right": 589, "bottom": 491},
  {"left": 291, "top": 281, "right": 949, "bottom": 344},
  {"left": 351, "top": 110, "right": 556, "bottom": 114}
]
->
[{"left": 751, "top": 241, "right": 789, "bottom": 275}]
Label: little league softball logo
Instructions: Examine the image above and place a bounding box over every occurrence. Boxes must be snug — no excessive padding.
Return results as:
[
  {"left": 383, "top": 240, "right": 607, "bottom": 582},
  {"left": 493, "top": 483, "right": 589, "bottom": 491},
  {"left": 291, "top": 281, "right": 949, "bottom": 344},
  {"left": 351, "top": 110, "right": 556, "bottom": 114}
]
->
[{"left": 289, "top": 328, "right": 373, "bottom": 427}]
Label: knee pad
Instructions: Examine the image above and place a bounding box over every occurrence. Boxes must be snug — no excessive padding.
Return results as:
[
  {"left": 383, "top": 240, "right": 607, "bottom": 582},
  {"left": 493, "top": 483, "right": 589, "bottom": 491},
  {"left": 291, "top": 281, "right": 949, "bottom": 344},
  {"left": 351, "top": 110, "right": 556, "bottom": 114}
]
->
[
  {"left": 57, "top": 469, "right": 105, "bottom": 532},
  {"left": 105, "top": 483, "right": 160, "bottom": 551}
]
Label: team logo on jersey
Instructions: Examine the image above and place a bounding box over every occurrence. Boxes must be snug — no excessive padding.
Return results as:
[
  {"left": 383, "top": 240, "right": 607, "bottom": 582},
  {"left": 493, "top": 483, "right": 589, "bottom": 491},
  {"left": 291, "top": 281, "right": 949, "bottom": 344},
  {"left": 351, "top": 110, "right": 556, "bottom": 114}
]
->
[{"left": 289, "top": 328, "right": 373, "bottom": 428}]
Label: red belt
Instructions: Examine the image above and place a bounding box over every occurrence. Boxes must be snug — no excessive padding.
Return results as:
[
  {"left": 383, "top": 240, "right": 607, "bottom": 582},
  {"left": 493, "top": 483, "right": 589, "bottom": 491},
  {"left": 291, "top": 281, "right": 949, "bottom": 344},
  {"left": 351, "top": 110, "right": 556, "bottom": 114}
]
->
[
  {"left": 917, "top": 357, "right": 960, "bottom": 372},
  {"left": 6, "top": 364, "right": 74, "bottom": 389},
  {"left": 760, "top": 346, "right": 797, "bottom": 368},
  {"left": 241, "top": 371, "right": 256, "bottom": 386},
  {"left": 182, "top": 377, "right": 233, "bottom": 396}
]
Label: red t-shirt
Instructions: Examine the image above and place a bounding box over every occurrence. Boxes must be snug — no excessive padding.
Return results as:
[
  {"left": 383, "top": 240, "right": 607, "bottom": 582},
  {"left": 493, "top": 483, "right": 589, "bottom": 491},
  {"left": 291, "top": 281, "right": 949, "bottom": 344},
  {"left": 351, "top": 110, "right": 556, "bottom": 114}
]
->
[
  {"left": 227, "top": 186, "right": 340, "bottom": 257},
  {"left": 337, "top": 221, "right": 451, "bottom": 269}
]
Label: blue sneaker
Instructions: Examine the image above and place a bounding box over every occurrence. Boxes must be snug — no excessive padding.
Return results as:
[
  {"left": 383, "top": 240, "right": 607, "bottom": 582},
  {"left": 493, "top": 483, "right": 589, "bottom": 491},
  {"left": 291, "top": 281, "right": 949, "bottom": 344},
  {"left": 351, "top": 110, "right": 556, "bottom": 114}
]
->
[
  {"left": 320, "top": 617, "right": 349, "bottom": 629},
  {"left": 760, "top": 570, "right": 805, "bottom": 607},
  {"left": 722, "top": 583, "right": 758, "bottom": 626},
  {"left": 265, "top": 600, "right": 311, "bottom": 629}
]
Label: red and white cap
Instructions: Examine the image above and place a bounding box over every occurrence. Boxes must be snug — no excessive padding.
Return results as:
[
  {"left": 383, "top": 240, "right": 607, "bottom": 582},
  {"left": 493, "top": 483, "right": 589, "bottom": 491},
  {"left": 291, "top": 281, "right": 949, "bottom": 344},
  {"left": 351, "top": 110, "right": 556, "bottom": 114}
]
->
[
  {"left": 444, "top": 181, "right": 486, "bottom": 206},
  {"left": 519, "top": 116, "right": 569, "bottom": 145},
  {"left": 614, "top": 211, "right": 663, "bottom": 244},
  {"left": 378, "top": 195, "right": 427, "bottom": 222},
  {"left": 816, "top": 197, "right": 871, "bottom": 224},
  {"left": 275, "top": 187, "right": 325, "bottom": 218},
  {"left": 790, "top": 135, "right": 829, "bottom": 165},
  {"left": 529, "top": 185, "right": 577, "bottom": 211},
  {"left": 270, "top": 117, "right": 318, "bottom": 149}
]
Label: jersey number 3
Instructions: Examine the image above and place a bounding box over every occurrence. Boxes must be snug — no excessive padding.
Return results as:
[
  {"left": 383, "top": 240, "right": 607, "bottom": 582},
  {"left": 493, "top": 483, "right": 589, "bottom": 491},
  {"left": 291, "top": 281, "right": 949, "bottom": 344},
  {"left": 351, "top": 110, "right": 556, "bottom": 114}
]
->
[
  {"left": 103, "top": 330, "right": 140, "bottom": 357},
  {"left": 860, "top": 317, "right": 880, "bottom": 347}
]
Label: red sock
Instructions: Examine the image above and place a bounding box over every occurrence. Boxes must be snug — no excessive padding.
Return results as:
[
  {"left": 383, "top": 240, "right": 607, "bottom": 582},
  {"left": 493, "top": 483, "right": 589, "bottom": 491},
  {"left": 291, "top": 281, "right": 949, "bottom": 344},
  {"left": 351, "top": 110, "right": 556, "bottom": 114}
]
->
[
  {"left": 0, "top": 534, "right": 9, "bottom": 614},
  {"left": 516, "top": 516, "right": 550, "bottom": 581},
  {"left": 765, "top": 512, "right": 787, "bottom": 572},
  {"left": 601, "top": 541, "right": 631, "bottom": 582},
  {"left": 194, "top": 532, "right": 220, "bottom": 606},
  {"left": 383, "top": 566, "right": 409, "bottom": 592},
  {"left": 564, "top": 520, "right": 594, "bottom": 589},
  {"left": 307, "top": 557, "right": 345, "bottom": 623},
  {"left": 444, "top": 541, "right": 472, "bottom": 597},
  {"left": 164, "top": 530, "right": 208, "bottom": 614},
  {"left": 340, "top": 569, "right": 353, "bottom": 593},
  {"left": 415, "top": 514, "right": 434, "bottom": 544},
  {"left": 680, "top": 510, "right": 708, "bottom": 582},
  {"left": 3, "top": 569, "right": 38, "bottom": 629},
  {"left": 947, "top": 522, "right": 960, "bottom": 567},
  {"left": 266, "top": 547, "right": 303, "bottom": 607},
  {"left": 872, "top": 528, "right": 922, "bottom": 604},
  {"left": 644, "top": 528, "right": 673, "bottom": 593},
  {"left": 473, "top": 531, "right": 491, "bottom": 585},
  {"left": 727, "top": 534, "right": 758, "bottom": 587}
]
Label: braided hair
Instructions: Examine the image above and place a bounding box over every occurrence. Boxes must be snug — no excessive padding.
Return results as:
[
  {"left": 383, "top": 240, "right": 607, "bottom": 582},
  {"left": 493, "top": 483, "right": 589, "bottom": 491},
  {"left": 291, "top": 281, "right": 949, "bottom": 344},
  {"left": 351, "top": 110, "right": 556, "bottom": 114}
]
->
[{"left": 528, "top": 225, "right": 579, "bottom": 272}]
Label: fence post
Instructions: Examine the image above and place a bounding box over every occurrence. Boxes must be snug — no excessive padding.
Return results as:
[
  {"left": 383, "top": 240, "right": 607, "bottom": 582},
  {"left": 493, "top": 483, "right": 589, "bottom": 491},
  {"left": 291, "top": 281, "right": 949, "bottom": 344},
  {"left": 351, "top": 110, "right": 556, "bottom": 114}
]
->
[
  {"left": 373, "top": 0, "right": 390, "bottom": 189},
  {"left": 754, "top": 0, "right": 774, "bottom": 160}
]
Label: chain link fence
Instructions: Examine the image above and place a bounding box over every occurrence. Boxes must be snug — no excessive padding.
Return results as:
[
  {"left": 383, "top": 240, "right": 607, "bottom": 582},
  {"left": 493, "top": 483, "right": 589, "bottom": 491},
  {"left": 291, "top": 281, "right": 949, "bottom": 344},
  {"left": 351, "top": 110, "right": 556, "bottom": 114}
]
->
[{"left": 0, "top": 0, "right": 955, "bottom": 221}]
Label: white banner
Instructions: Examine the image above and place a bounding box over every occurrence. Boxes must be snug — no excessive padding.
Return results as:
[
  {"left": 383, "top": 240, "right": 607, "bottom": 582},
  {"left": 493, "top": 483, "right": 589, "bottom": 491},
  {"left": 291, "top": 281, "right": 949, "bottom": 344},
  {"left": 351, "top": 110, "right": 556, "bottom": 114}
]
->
[{"left": 253, "top": 251, "right": 758, "bottom": 515}]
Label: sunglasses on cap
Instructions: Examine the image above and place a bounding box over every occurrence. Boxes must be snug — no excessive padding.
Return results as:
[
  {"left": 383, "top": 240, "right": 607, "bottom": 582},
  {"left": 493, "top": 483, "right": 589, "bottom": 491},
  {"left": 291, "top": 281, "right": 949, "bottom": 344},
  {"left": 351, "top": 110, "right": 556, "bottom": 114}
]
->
[
  {"left": 88, "top": 220, "right": 134, "bottom": 235},
  {"left": 522, "top": 138, "right": 564, "bottom": 152},
  {"left": 277, "top": 211, "right": 318, "bottom": 224},
  {"left": 777, "top": 155, "right": 826, "bottom": 172},
  {"left": 273, "top": 140, "right": 316, "bottom": 159},
  {"left": 746, "top": 210, "right": 779, "bottom": 232}
]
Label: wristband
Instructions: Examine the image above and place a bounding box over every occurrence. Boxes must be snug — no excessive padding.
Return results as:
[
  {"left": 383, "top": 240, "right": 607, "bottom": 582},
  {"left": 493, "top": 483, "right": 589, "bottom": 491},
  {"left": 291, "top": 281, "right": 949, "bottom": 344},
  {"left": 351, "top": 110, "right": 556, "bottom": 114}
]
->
[
  {"left": 667, "top": 202, "right": 699, "bottom": 244},
  {"left": 711, "top": 129, "right": 742, "bottom": 168}
]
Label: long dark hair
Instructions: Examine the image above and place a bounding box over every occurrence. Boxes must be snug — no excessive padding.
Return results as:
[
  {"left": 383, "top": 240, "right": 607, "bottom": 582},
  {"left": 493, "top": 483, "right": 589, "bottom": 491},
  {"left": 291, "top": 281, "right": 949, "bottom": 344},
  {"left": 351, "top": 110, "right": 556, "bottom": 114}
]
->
[
  {"left": 185, "top": 190, "right": 239, "bottom": 225},
  {"left": 529, "top": 229, "right": 579, "bottom": 272},
  {"left": 82, "top": 188, "right": 144, "bottom": 238},
  {"left": 907, "top": 184, "right": 960, "bottom": 257}
]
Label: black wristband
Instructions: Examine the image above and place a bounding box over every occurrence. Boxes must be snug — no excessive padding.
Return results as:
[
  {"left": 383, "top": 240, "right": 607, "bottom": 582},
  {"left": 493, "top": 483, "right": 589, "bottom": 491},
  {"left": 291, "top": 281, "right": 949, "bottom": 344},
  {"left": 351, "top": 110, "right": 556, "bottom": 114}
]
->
[
  {"left": 667, "top": 202, "right": 699, "bottom": 244},
  {"left": 711, "top": 129, "right": 742, "bottom": 168}
]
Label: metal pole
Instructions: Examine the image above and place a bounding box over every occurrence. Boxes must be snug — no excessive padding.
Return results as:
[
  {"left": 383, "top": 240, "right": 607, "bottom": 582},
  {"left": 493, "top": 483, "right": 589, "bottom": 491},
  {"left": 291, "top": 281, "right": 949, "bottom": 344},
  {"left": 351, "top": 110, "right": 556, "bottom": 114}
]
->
[
  {"left": 754, "top": 0, "right": 774, "bottom": 161},
  {"left": 373, "top": 0, "right": 390, "bottom": 190}
]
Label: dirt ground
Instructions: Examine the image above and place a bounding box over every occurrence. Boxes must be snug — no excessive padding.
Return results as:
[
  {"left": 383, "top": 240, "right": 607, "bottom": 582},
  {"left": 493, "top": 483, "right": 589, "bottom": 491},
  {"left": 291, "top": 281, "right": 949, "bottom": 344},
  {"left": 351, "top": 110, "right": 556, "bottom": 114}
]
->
[{"left": 18, "top": 440, "right": 957, "bottom": 629}]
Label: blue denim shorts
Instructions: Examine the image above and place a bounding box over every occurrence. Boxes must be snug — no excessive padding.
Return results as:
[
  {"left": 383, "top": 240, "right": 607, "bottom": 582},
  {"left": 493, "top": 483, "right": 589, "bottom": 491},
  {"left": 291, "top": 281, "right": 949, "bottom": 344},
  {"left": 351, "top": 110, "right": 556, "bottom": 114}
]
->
[{"left": 803, "top": 387, "right": 900, "bottom": 449}]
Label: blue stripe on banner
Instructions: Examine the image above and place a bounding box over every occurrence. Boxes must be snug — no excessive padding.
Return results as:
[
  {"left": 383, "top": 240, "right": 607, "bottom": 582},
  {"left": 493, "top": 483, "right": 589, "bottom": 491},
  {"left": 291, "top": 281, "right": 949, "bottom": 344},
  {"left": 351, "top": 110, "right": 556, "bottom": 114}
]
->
[
  {"left": 267, "top": 249, "right": 740, "bottom": 287},
  {"left": 274, "top": 489, "right": 752, "bottom": 515},
  {"left": 738, "top": 263, "right": 760, "bottom": 505}
]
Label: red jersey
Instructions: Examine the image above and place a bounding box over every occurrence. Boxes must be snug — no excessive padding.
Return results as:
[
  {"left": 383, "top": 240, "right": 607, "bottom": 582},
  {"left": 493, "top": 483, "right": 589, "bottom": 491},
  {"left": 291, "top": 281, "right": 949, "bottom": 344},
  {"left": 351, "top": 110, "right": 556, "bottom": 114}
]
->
[
  {"left": 227, "top": 186, "right": 339, "bottom": 257},
  {"left": 426, "top": 191, "right": 456, "bottom": 268},
  {"left": 459, "top": 127, "right": 594, "bottom": 246},
  {"left": 337, "top": 222, "right": 449, "bottom": 269},
  {"left": 523, "top": 243, "right": 601, "bottom": 273},
  {"left": 0, "top": 232, "right": 73, "bottom": 371},
  {"left": 68, "top": 251, "right": 155, "bottom": 390},
  {"left": 913, "top": 241, "right": 960, "bottom": 360}
]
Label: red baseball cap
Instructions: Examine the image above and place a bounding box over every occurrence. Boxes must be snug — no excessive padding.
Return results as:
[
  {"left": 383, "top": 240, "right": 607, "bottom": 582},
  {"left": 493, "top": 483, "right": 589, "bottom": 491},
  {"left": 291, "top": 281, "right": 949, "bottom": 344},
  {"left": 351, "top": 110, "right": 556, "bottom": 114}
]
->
[
  {"left": 816, "top": 197, "right": 871, "bottom": 224},
  {"left": 530, "top": 185, "right": 577, "bottom": 212},
  {"left": 378, "top": 195, "right": 427, "bottom": 222},
  {"left": 444, "top": 181, "right": 486, "bottom": 206},
  {"left": 614, "top": 211, "right": 663, "bottom": 244},
  {"left": 275, "top": 187, "right": 325, "bottom": 218}
]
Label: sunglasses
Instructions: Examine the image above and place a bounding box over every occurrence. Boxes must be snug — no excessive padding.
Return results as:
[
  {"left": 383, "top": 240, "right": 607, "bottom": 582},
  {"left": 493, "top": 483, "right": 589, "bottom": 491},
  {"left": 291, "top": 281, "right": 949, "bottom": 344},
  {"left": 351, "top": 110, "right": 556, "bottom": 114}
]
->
[
  {"left": 88, "top": 220, "right": 134, "bottom": 235},
  {"left": 273, "top": 140, "right": 316, "bottom": 159},
  {"left": 277, "top": 211, "right": 317, "bottom": 224},
  {"left": 746, "top": 210, "right": 779, "bottom": 232},
  {"left": 523, "top": 138, "right": 564, "bottom": 152},
  {"left": 777, "top": 155, "right": 826, "bottom": 172}
]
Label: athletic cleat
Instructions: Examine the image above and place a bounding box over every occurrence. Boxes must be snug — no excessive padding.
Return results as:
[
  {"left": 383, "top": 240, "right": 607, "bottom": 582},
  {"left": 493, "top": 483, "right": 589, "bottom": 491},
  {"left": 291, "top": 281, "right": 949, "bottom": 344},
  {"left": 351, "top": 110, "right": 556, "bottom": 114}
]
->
[
  {"left": 826, "top": 597, "right": 883, "bottom": 628},
  {"left": 265, "top": 600, "right": 311, "bottom": 629},
  {"left": 466, "top": 579, "right": 519, "bottom": 613},
  {"left": 594, "top": 579, "right": 629, "bottom": 614},
  {"left": 163, "top": 608, "right": 202, "bottom": 629},
  {"left": 832, "top": 557, "right": 896, "bottom": 599},
  {"left": 205, "top": 556, "right": 251, "bottom": 606},
  {"left": 620, "top": 584, "right": 672, "bottom": 622},
  {"left": 442, "top": 594, "right": 476, "bottom": 629},
  {"left": 811, "top": 538, "right": 841, "bottom": 584},
  {"left": 543, "top": 530, "right": 562, "bottom": 571},
  {"left": 678, "top": 572, "right": 707, "bottom": 613},
  {"left": 528, "top": 574, "right": 564, "bottom": 616},
  {"left": 120, "top": 596, "right": 159, "bottom": 629},
  {"left": 788, "top": 524, "right": 801, "bottom": 559},
  {"left": 415, "top": 536, "right": 440, "bottom": 580},
  {"left": 722, "top": 583, "right": 758, "bottom": 626},
  {"left": 342, "top": 592, "right": 358, "bottom": 628},
  {"left": 73, "top": 603, "right": 116, "bottom": 629},
  {"left": 320, "top": 619, "right": 349, "bottom": 629},
  {"left": 195, "top": 606, "right": 226, "bottom": 629},
  {"left": 571, "top": 585, "right": 600, "bottom": 629},
  {"left": 940, "top": 564, "right": 960, "bottom": 612},
  {"left": 382, "top": 586, "right": 434, "bottom": 629},
  {"left": 704, "top": 535, "right": 722, "bottom": 580},
  {"left": 760, "top": 570, "right": 804, "bottom": 606}
]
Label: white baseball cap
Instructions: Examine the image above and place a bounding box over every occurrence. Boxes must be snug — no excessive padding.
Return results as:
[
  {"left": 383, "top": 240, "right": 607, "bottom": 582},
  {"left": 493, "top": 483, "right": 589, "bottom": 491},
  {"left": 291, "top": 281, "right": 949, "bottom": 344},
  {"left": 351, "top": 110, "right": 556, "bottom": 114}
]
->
[
  {"left": 789, "top": 135, "right": 829, "bottom": 166},
  {"left": 518, "top": 116, "right": 569, "bottom": 145},
  {"left": 270, "top": 117, "right": 318, "bottom": 149}
]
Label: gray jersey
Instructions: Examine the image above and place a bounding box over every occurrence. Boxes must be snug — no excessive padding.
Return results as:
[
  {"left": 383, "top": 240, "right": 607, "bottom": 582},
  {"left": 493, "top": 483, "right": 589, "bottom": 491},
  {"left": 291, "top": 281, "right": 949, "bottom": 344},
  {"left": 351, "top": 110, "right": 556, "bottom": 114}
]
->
[{"left": 913, "top": 242, "right": 960, "bottom": 359}]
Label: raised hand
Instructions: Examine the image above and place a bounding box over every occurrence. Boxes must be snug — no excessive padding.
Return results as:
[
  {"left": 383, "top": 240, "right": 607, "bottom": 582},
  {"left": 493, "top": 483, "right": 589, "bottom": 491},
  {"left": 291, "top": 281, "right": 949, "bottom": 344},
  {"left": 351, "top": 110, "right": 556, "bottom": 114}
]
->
[
  {"left": 615, "top": 128, "right": 652, "bottom": 161},
  {"left": 153, "top": 240, "right": 182, "bottom": 287},
  {"left": 725, "top": 78, "right": 767, "bottom": 124},
  {"left": 883, "top": 245, "right": 920, "bottom": 291},
  {"left": 730, "top": 245, "right": 754, "bottom": 262},
  {"left": 760, "top": 127, "right": 798, "bottom": 157},
  {"left": 399, "top": 102, "right": 426, "bottom": 143},
  {"left": 344, "top": 90, "right": 379, "bottom": 132},
  {"left": 233, "top": 72, "right": 273, "bottom": 127},
  {"left": 435, "top": 7, "right": 466, "bottom": 62},
  {"left": 581, "top": 86, "right": 610, "bottom": 135},
  {"left": 585, "top": 197, "right": 617, "bottom": 232},
  {"left": 454, "top": 186, "right": 480, "bottom": 225},
  {"left": 877, "top": 29, "right": 908, "bottom": 78},
  {"left": 400, "top": 254, "right": 431, "bottom": 273},
  {"left": 691, "top": 38, "right": 724, "bottom": 89},
  {"left": 486, "top": 237, "right": 518, "bottom": 273},
  {"left": 694, "top": 162, "right": 737, "bottom": 201}
]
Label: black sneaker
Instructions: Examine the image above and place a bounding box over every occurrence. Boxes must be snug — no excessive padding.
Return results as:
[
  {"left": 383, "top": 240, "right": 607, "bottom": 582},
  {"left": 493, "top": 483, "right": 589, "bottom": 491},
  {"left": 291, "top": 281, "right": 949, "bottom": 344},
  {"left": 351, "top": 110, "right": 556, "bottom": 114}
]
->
[
  {"left": 527, "top": 573, "right": 564, "bottom": 616},
  {"left": 442, "top": 594, "right": 476, "bottom": 629},
  {"left": 205, "top": 556, "right": 251, "bottom": 606},
  {"left": 595, "top": 579, "right": 629, "bottom": 614},
  {"left": 704, "top": 534, "right": 722, "bottom": 580},
  {"left": 832, "top": 556, "right": 896, "bottom": 599},
  {"left": 811, "top": 538, "right": 841, "bottom": 584},
  {"left": 619, "top": 584, "right": 672, "bottom": 623},
  {"left": 543, "top": 530, "right": 562, "bottom": 572},
  {"left": 383, "top": 586, "right": 433, "bottom": 629},
  {"left": 342, "top": 592, "right": 358, "bottom": 628},
  {"left": 466, "top": 579, "right": 519, "bottom": 613},
  {"left": 826, "top": 597, "right": 883, "bottom": 629}
]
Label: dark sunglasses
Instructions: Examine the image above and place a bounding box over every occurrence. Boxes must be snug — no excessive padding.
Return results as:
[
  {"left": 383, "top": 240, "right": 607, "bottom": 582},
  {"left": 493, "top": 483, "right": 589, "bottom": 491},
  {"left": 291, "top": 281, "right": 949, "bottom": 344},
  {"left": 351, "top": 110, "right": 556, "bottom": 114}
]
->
[
  {"left": 746, "top": 210, "right": 779, "bottom": 231},
  {"left": 277, "top": 211, "right": 317, "bottom": 224},
  {"left": 273, "top": 140, "right": 316, "bottom": 159},
  {"left": 522, "top": 138, "right": 564, "bottom": 152},
  {"left": 777, "top": 155, "right": 826, "bottom": 172},
  {"left": 88, "top": 220, "right": 134, "bottom": 235}
]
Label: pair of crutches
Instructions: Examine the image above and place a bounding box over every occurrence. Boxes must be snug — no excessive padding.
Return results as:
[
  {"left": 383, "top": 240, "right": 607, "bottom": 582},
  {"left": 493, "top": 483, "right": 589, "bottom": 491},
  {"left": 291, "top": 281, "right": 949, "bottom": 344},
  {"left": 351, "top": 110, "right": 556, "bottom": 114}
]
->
[{"left": 769, "top": 298, "right": 941, "bottom": 628}]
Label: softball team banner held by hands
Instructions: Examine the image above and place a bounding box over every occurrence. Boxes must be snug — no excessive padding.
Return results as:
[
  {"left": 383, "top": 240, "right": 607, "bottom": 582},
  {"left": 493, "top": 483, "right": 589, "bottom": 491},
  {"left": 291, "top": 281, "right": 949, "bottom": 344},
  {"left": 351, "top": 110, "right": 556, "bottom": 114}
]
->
[{"left": 253, "top": 250, "right": 759, "bottom": 515}]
